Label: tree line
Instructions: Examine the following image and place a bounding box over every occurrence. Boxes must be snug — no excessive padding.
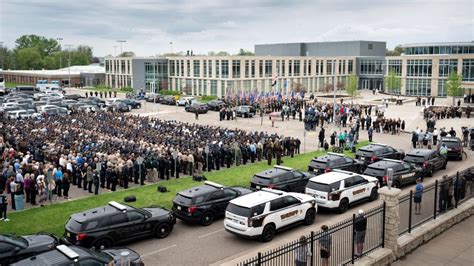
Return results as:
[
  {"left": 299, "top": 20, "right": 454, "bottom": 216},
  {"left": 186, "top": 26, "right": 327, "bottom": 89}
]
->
[{"left": 0, "top": 34, "right": 99, "bottom": 70}]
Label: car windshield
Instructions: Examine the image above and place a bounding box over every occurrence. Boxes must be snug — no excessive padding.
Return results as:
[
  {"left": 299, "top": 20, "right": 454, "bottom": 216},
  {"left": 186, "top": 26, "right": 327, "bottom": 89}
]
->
[
  {"left": 307, "top": 181, "right": 340, "bottom": 192},
  {"left": 226, "top": 203, "right": 252, "bottom": 217},
  {"left": 5, "top": 235, "right": 28, "bottom": 248}
]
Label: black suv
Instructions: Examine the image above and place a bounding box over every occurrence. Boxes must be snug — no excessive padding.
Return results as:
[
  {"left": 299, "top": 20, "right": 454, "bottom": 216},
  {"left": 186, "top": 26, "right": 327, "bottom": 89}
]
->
[
  {"left": 250, "top": 165, "right": 314, "bottom": 193},
  {"left": 308, "top": 152, "right": 365, "bottom": 174},
  {"left": 236, "top": 105, "right": 256, "bottom": 118},
  {"left": 64, "top": 201, "right": 175, "bottom": 249},
  {"left": 161, "top": 95, "right": 177, "bottom": 105},
  {"left": 118, "top": 98, "right": 142, "bottom": 109},
  {"left": 363, "top": 159, "right": 422, "bottom": 188},
  {"left": 0, "top": 234, "right": 59, "bottom": 265},
  {"left": 439, "top": 137, "right": 464, "bottom": 160},
  {"left": 172, "top": 181, "right": 251, "bottom": 226},
  {"left": 207, "top": 100, "right": 226, "bottom": 111},
  {"left": 12, "top": 244, "right": 143, "bottom": 266},
  {"left": 403, "top": 149, "right": 447, "bottom": 177},
  {"left": 355, "top": 143, "right": 405, "bottom": 166}
]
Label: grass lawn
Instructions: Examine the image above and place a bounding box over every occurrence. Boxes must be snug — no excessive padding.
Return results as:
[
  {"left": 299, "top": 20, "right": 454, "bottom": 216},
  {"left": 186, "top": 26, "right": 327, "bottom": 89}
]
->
[
  {"left": 5, "top": 82, "right": 28, "bottom": 88},
  {"left": 1, "top": 141, "right": 369, "bottom": 236}
]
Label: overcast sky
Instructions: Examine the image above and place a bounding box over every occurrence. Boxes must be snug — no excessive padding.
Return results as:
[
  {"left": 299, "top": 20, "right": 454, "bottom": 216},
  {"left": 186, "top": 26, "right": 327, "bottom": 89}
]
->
[{"left": 1, "top": 0, "right": 472, "bottom": 56}]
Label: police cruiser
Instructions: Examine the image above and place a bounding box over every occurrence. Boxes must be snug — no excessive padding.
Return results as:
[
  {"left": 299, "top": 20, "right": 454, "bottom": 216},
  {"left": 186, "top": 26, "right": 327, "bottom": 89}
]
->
[
  {"left": 305, "top": 170, "right": 378, "bottom": 213},
  {"left": 224, "top": 188, "right": 316, "bottom": 242}
]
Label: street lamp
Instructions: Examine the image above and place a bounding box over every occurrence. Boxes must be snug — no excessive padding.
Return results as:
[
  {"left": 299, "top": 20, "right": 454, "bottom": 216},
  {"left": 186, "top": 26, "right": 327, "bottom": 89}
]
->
[
  {"left": 56, "top": 38, "right": 63, "bottom": 69},
  {"left": 65, "top": 44, "right": 73, "bottom": 89},
  {"left": 169, "top": 42, "right": 173, "bottom": 54},
  {"left": 116, "top": 40, "right": 126, "bottom": 55}
]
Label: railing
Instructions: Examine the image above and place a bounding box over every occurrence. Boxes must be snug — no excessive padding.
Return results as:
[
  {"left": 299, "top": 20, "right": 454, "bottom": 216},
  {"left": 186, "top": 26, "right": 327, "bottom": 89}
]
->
[
  {"left": 399, "top": 167, "right": 474, "bottom": 235},
  {"left": 238, "top": 203, "right": 386, "bottom": 266}
]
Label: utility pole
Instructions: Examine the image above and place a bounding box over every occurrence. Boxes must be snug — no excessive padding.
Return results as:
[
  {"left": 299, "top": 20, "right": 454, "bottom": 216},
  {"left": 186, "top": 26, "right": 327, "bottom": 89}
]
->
[
  {"left": 65, "top": 44, "right": 73, "bottom": 88},
  {"left": 113, "top": 46, "right": 117, "bottom": 57},
  {"left": 56, "top": 38, "right": 63, "bottom": 69},
  {"left": 169, "top": 42, "right": 173, "bottom": 54},
  {"left": 116, "top": 40, "right": 126, "bottom": 56}
]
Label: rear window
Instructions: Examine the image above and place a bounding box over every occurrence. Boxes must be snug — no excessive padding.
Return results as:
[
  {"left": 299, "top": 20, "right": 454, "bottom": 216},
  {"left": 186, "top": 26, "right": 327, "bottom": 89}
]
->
[
  {"left": 404, "top": 154, "right": 426, "bottom": 162},
  {"left": 441, "top": 141, "right": 460, "bottom": 148},
  {"left": 175, "top": 194, "right": 193, "bottom": 205},
  {"left": 307, "top": 181, "right": 340, "bottom": 192},
  {"left": 66, "top": 218, "right": 83, "bottom": 231},
  {"left": 252, "top": 175, "right": 271, "bottom": 185},
  {"left": 364, "top": 166, "right": 385, "bottom": 176},
  {"left": 227, "top": 203, "right": 266, "bottom": 217}
]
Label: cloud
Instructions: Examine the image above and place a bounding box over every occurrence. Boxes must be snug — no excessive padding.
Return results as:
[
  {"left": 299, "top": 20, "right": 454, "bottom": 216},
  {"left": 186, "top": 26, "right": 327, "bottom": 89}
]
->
[{"left": 0, "top": 0, "right": 472, "bottom": 56}]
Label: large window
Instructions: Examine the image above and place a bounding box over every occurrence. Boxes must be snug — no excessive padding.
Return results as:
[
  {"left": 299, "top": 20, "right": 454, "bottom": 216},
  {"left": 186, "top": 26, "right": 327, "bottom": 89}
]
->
[
  {"left": 265, "top": 60, "right": 272, "bottom": 77},
  {"left": 359, "top": 59, "right": 384, "bottom": 75},
  {"left": 281, "top": 60, "right": 286, "bottom": 76},
  {"left": 293, "top": 60, "right": 300, "bottom": 76},
  {"left": 180, "top": 60, "right": 184, "bottom": 77},
  {"left": 407, "top": 59, "right": 432, "bottom": 77},
  {"left": 462, "top": 59, "right": 474, "bottom": 81},
  {"left": 348, "top": 60, "right": 353, "bottom": 74},
  {"left": 406, "top": 78, "right": 431, "bottom": 96},
  {"left": 211, "top": 80, "right": 218, "bottom": 96},
  {"left": 222, "top": 60, "right": 229, "bottom": 78},
  {"left": 405, "top": 45, "right": 474, "bottom": 55},
  {"left": 251, "top": 60, "right": 256, "bottom": 78},
  {"left": 437, "top": 79, "right": 447, "bottom": 96},
  {"left": 215, "top": 60, "right": 220, "bottom": 78},
  {"left": 144, "top": 61, "right": 168, "bottom": 91},
  {"left": 193, "top": 60, "right": 200, "bottom": 77},
  {"left": 232, "top": 60, "right": 240, "bottom": 78},
  {"left": 245, "top": 60, "right": 250, "bottom": 78},
  {"left": 186, "top": 60, "right": 191, "bottom": 76},
  {"left": 208, "top": 60, "right": 212, "bottom": 78},
  {"left": 438, "top": 59, "right": 458, "bottom": 78},
  {"left": 315, "top": 60, "right": 320, "bottom": 75},
  {"left": 326, "top": 60, "right": 334, "bottom": 75},
  {"left": 308, "top": 60, "right": 312, "bottom": 76},
  {"left": 203, "top": 60, "right": 207, "bottom": 77},
  {"left": 170, "top": 60, "right": 175, "bottom": 76},
  {"left": 259, "top": 60, "right": 263, "bottom": 78},
  {"left": 387, "top": 60, "right": 402, "bottom": 76}
]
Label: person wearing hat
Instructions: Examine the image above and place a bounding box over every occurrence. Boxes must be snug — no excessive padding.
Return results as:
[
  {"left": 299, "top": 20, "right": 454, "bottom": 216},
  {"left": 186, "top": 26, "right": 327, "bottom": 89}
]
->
[{"left": 354, "top": 209, "right": 368, "bottom": 257}]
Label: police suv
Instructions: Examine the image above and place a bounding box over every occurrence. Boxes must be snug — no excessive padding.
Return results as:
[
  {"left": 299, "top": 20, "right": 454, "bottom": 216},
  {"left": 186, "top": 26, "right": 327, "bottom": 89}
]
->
[
  {"left": 64, "top": 201, "right": 175, "bottom": 249},
  {"left": 224, "top": 188, "right": 317, "bottom": 242},
  {"left": 305, "top": 170, "right": 378, "bottom": 213},
  {"left": 250, "top": 165, "right": 314, "bottom": 193},
  {"left": 363, "top": 159, "right": 422, "bottom": 188},
  {"left": 308, "top": 152, "right": 365, "bottom": 174},
  {"left": 355, "top": 143, "right": 405, "bottom": 166}
]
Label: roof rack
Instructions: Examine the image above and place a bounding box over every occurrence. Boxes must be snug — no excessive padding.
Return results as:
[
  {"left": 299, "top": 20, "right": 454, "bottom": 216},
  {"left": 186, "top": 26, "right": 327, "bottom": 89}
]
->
[
  {"left": 274, "top": 165, "right": 293, "bottom": 171},
  {"left": 204, "top": 181, "right": 224, "bottom": 189},
  {"left": 372, "top": 143, "right": 388, "bottom": 146},
  {"left": 108, "top": 201, "right": 127, "bottom": 212},
  {"left": 381, "top": 158, "right": 403, "bottom": 163},
  {"left": 327, "top": 152, "right": 344, "bottom": 157},
  {"left": 332, "top": 169, "right": 354, "bottom": 175},
  {"left": 261, "top": 188, "right": 284, "bottom": 195},
  {"left": 57, "top": 245, "right": 79, "bottom": 260}
]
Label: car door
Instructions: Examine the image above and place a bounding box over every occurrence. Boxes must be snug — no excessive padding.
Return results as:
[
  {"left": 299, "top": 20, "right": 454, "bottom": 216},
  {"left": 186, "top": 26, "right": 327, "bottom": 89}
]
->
[
  {"left": 291, "top": 171, "right": 307, "bottom": 192},
  {"left": 270, "top": 196, "right": 301, "bottom": 228},
  {"left": 106, "top": 213, "right": 132, "bottom": 241},
  {"left": 343, "top": 176, "right": 358, "bottom": 203},
  {"left": 0, "top": 241, "right": 17, "bottom": 264},
  {"left": 430, "top": 152, "right": 442, "bottom": 170},
  {"left": 126, "top": 211, "right": 151, "bottom": 238},
  {"left": 209, "top": 190, "right": 228, "bottom": 216},
  {"left": 352, "top": 175, "right": 371, "bottom": 199},
  {"left": 340, "top": 157, "right": 355, "bottom": 171}
]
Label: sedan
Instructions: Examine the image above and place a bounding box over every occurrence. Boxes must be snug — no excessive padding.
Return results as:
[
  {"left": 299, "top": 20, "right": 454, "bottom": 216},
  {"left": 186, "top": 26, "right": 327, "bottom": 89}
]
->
[
  {"left": 107, "top": 102, "right": 130, "bottom": 112},
  {"left": 161, "top": 95, "right": 177, "bottom": 105},
  {"left": 185, "top": 102, "right": 208, "bottom": 114},
  {"left": 236, "top": 105, "right": 256, "bottom": 118},
  {"left": 118, "top": 98, "right": 142, "bottom": 109}
]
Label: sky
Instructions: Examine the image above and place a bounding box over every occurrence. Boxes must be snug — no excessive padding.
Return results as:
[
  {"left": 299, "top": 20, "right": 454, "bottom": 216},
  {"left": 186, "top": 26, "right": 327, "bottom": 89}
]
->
[{"left": 1, "top": 0, "right": 472, "bottom": 57}]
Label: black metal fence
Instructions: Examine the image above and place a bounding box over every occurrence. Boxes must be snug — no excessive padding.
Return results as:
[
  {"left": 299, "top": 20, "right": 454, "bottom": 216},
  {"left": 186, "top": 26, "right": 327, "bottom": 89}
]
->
[
  {"left": 238, "top": 203, "right": 386, "bottom": 266},
  {"left": 399, "top": 167, "right": 474, "bottom": 235}
]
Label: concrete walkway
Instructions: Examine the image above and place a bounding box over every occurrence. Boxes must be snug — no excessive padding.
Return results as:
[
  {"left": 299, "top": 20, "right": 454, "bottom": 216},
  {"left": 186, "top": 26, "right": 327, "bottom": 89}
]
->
[{"left": 393, "top": 215, "right": 474, "bottom": 266}]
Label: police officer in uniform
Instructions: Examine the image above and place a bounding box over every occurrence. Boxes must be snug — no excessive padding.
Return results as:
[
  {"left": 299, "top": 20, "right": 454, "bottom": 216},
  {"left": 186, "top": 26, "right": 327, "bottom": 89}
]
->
[{"left": 266, "top": 139, "right": 274, "bottom": 165}]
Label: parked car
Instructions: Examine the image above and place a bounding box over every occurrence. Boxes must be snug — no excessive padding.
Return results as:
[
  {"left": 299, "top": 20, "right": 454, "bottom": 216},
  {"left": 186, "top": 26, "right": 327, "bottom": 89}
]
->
[
  {"left": 403, "top": 149, "right": 447, "bottom": 177},
  {"left": 118, "top": 98, "right": 142, "bottom": 109},
  {"left": 305, "top": 170, "right": 378, "bottom": 213},
  {"left": 178, "top": 96, "right": 196, "bottom": 106},
  {"left": 172, "top": 181, "right": 252, "bottom": 226},
  {"left": 63, "top": 94, "right": 84, "bottom": 100},
  {"left": 107, "top": 101, "right": 130, "bottom": 112},
  {"left": 11, "top": 245, "right": 143, "bottom": 266},
  {"left": 250, "top": 165, "right": 314, "bottom": 193},
  {"left": 355, "top": 143, "right": 405, "bottom": 166},
  {"left": 308, "top": 152, "right": 365, "bottom": 174},
  {"left": 64, "top": 201, "right": 175, "bottom": 249},
  {"left": 0, "top": 233, "right": 60, "bottom": 266},
  {"left": 363, "top": 159, "right": 423, "bottom": 188},
  {"left": 185, "top": 102, "right": 208, "bottom": 113},
  {"left": 207, "top": 100, "right": 226, "bottom": 111},
  {"left": 224, "top": 189, "right": 316, "bottom": 242},
  {"left": 161, "top": 95, "right": 177, "bottom": 105},
  {"left": 235, "top": 105, "right": 256, "bottom": 118},
  {"left": 145, "top": 93, "right": 164, "bottom": 103},
  {"left": 438, "top": 137, "right": 464, "bottom": 161},
  {"left": 15, "top": 86, "right": 40, "bottom": 95}
]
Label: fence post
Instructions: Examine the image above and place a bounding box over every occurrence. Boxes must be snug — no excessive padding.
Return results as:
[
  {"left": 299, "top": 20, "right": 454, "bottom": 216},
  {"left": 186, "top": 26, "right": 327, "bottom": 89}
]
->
[
  {"left": 352, "top": 213, "right": 356, "bottom": 264},
  {"left": 408, "top": 190, "right": 413, "bottom": 233},
  {"left": 378, "top": 186, "right": 401, "bottom": 262},
  {"left": 257, "top": 252, "right": 261, "bottom": 266},
  {"left": 455, "top": 172, "right": 459, "bottom": 208},
  {"left": 310, "top": 231, "right": 314, "bottom": 266},
  {"left": 434, "top": 180, "right": 438, "bottom": 220},
  {"left": 382, "top": 201, "right": 386, "bottom": 248}
]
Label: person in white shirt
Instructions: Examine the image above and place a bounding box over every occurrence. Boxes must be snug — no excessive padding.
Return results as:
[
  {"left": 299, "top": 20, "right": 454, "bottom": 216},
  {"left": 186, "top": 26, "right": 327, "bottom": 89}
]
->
[{"left": 433, "top": 128, "right": 439, "bottom": 146}]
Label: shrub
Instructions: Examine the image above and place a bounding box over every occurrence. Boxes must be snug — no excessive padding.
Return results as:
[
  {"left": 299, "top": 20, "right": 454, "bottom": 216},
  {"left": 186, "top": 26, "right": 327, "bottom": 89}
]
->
[
  {"left": 119, "top": 87, "right": 134, "bottom": 92},
  {"left": 161, "top": 90, "right": 181, "bottom": 96},
  {"left": 200, "top": 95, "right": 218, "bottom": 101}
]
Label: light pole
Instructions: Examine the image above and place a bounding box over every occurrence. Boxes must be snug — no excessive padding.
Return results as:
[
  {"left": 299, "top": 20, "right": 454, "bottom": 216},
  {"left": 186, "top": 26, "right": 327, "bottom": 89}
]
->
[
  {"left": 56, "top": 38, "right": 63, "bottom": 69},
  {"left": 169, "top": 42, "right": 173, "bottom": 54},
  {"left": 116, "top": 40, "right": 126, "bottom": 55},
  {"left": 65, "top": 44, "right": 73, "bottom": 88}
]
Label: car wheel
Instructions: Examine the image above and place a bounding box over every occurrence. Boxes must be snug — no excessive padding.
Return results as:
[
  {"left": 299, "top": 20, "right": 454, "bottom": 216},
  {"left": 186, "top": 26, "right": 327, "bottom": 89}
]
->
[
  {"left": 338, "top": 198, "right": 349, "bottom": 213},
  {"left": 260, "top": 224, "right": 276, "bottom": 242},
  {"left": 128, "top": 106, "right": 132, "bottom": 111},
  {"left": 200, "top": 212, "right": 215, "bottom": 226},
  {"left": 441, "top": 161, "right": 447, "bottom": 170},
  {"left": 369, "top": 188, "right": 378, "bottom": 201},
  {"left": 428, "top": 167, "right": 434, "bottom": 177},
  {"left": 303, "top": 208, "right": 316, "bottom": 225},
  {"left": 393, "top": 180, "right": 401, "bottom": 188},
  {"left": 94, "top": 238, "right": 112, "bottom": 250},
  {"left": 155, "top": 223, "right": 172, "bottom": 238}
]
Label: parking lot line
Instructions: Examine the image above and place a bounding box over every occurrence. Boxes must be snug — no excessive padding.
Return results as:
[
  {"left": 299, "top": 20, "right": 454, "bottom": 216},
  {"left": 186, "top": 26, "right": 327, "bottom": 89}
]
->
[
  {"left": 198, "top": 228, "right": 225, "bottom": 238},
  {"left": 141, "top": 244, "right": 177, "bottom": 257}
]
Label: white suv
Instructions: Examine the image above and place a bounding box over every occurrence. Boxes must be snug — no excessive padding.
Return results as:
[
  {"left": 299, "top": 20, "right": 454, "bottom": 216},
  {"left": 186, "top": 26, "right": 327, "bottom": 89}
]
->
[
  {"left": 305, "top": 170, "right": 378, "bottom": 213},
  {"left": 224, "top": 188, "right": 317, "bottom": 242}
]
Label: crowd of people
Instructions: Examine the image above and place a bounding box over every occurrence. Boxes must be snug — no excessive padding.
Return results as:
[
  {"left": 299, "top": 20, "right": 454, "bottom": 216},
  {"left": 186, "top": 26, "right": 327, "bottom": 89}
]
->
[
  {"left": 0, "top": 110, "right": 302, "bottom": 216},
  {"left": 424, "top": 105, "right": 472, "bottom": 120}
]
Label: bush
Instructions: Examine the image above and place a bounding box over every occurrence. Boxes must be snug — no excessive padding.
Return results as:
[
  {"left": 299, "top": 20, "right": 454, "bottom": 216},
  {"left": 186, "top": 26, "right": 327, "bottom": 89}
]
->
[
  {"left": 119, "top": 87, "right": 134, "bottom": 92},
  {"left": 94, "top": 85, "right": 112, "bottom": 91},
  {"left": 161, "top": 90, "right": 181, "bottom": 96},
  {"left": 200, "top": 95, "right": 218, "bottom": 101}
]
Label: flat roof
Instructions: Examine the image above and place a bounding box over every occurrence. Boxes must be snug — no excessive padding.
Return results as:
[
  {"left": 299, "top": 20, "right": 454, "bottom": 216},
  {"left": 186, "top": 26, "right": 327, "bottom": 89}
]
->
[
  {"left": 230, "top": 190, "right": 280, "bottom": 208},
  {"left": 0, "top": 64, "right": 104, "bottom": 76}
]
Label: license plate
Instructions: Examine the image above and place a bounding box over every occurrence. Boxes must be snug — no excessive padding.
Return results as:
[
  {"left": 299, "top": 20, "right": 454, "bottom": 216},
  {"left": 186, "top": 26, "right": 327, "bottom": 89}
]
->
[
  {"left": 67, "top": 232, "right": 70, "bottom": 237},
  {"left": 360, "top": 157, "right": 365, "bottom": 161},
  {"left": 256, "top": 186, "right": 260, "bottom": 189},
  {"left": 177, "top": 206, "right": 182, "bottom": 211}
]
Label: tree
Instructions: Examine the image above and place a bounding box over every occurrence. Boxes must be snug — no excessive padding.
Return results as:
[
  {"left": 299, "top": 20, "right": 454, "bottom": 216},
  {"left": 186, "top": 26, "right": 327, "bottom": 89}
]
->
[
  {"left": 385, "top": 70, "right": 401, "bottom": 95},
  {"left": 323, "top": 83, "right": 333, "bottom": 93},
  {"left": 336, "top": 81, "right": 345, "bottom": 92},
  {"left": 237, "top": 49, "right": 254, "bottom": 56},
  {"left": 386, "top": 45, "right": 404, "bottom": 56},
  {"left": 118, "top": 51, "right": 135, "bottom": 57},
  {"left": 15, "top": 34, "right": 60, "bottom": 57},
  {"left": 216, "top": 51, "right": 229, "bottom": 56},
  {"left": 446, "top": 70, "right": 463, "bottom": 106},
  {"left": 346, "top": 74, "right": 359, "bottom": 102},
  {"left": 15, "top": 48, "right": 43, "bottom": 69}
]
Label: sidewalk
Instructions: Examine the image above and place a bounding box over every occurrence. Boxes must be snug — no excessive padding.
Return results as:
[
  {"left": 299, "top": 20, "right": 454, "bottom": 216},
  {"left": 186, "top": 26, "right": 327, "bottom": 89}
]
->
[{"left": 393, "top": 215, "right": 474, "bottom": 266}]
